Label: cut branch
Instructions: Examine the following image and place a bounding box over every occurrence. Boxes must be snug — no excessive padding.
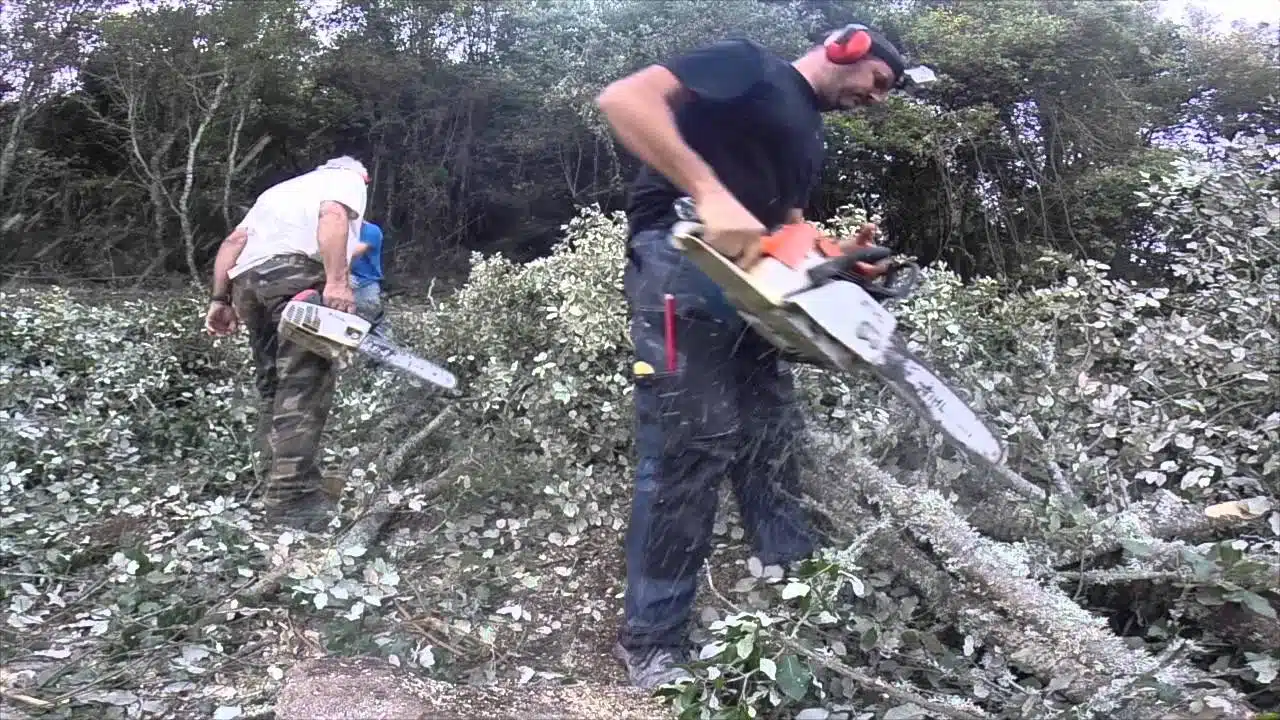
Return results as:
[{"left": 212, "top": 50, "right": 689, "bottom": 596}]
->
[
  {"left": 801, "top": 452, "right": 1258, "bottom": 719},
  {"left": 179, "top": 56, "right": 231, "bottom": 286},
  {"left": 959, "top": 488, "right": 1273, "bottom": 568},
  {"left": 338, "top": 405, "right": 461, "bottom": 552},
  {"left": 1052, "top": 490, "right": 1274, "bottom": 567},
  {"left": 1058, "top": 544, "right": 1280, "bottom": 592}
]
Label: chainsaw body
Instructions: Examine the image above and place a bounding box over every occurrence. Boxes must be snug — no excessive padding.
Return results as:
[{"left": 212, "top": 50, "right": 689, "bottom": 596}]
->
[
  {"left": 278, "top": 290, "right": 458, "bottom": 391},
  {"left": 668, "top": 198, "right": 918, "bottom": 372},
  {"left": 672, "top": 222, "right": 894, "bottom": 369},
  {"left": 668, "top": 198, "right": 1007, "bottom": 468},
  {"left": 279, "top": 295, "right": 371, "bottom": 367}
]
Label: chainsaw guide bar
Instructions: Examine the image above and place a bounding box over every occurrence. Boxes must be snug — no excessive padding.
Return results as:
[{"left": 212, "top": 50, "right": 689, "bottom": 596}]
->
[
  {"left": 279, "top": 290, "right": 458, "bottom": 392},
  {"left": 668, "top": 200, "right": 1006, "bottom": 469}
]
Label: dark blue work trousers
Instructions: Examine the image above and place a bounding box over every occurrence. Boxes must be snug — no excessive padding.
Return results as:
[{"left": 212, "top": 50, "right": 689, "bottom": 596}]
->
[{"left": 618, "top": 227, "right": 816, "bottom": 651}]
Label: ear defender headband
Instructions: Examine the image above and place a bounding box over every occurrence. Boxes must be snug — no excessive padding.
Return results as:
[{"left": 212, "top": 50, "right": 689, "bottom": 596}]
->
[
  {"left": 824, "top": 24, "right": 905, "bottom": 74},
  {"left": 823, "top": 25, "right": 873, "bottom": 64},
  {"left": 823, "top": 23, "right": 931, "bottom": 89}
]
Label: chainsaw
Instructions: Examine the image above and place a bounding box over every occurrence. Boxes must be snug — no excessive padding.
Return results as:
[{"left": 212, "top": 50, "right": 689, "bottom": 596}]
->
[
  {"left": 667, "top": 197, "right": 1007, "bottom": 470},
  {"left": 278, "top": 288, "right": 458, "bottom": 392}
]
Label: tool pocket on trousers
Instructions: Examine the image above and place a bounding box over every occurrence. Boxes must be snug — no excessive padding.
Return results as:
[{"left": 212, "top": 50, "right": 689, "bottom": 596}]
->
[
  {"left": 633, "top": 369, "right": 739, "bottom": 459},
  {"left": 634, "top": 371, "right": 687, "bottom": 457}
]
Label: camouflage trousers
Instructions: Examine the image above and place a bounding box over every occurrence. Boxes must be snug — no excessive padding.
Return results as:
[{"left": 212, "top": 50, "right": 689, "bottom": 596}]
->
[{"left": 230, "top": 255, "right": 336, "bottom": 508}]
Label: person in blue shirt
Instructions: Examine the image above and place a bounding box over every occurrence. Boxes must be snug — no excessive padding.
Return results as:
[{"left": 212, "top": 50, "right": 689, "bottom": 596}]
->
[{"left": 350, "top": 220, "right": 389, "bottom": 338}]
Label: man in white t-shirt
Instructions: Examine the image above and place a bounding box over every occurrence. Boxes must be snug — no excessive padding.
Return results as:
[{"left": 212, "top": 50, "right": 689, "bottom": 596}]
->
[{"left": 203, "top": 156, "right": 369, "bottom": 532}]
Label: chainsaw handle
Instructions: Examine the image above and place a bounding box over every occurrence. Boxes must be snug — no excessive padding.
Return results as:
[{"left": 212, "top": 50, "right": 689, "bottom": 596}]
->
[
  {"left": 292, "top": 288, "right": 323, "bottom": 305},
  {"left": 293, "top": 286, "right": 389, "bottom": 331},
  {"left": 874, "top": 261, "right": 922, "bottom": 301},
  {"left": 806, "top": 246, "right": 892, "bottom": 285},
  {"left": 807, "top": 248, "right": 920, "bottom": 302}
]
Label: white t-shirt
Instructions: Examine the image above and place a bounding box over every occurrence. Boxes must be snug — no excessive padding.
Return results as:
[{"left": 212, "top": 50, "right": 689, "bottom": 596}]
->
[{"left": 228, "top": 166, "right": 367, "bottom": 279}]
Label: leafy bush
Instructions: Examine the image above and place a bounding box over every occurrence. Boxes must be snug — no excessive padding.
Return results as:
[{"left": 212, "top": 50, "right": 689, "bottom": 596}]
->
[
  {"left": 427, "top": 207, "right": 633, "bottom": 470},
  {"left": 800, "top": 135, "right": 1279, "bottom": 506},
  {"left": 0, "top": 286, "right": 430, "bottom": 716}
]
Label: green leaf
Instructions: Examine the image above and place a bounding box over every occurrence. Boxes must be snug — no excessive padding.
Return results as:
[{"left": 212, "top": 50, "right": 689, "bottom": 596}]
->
[
  {"left": 735, "top": 633, "right": 755, "bottom": 661},
  {"left": 698, "top": 641, "right": 727, "bottom": 660},
  {"left": 780, "top": 582, "right": 810, "bottom": 600},
  {"left": 1119, "top": 538, "right": 1153, "bottom": 557},
  {"left": 1247, "top": 654, "right": 1279, "bottom": 684},
  {"left": 1225, "top": 590, "right": 1278, "bottom": 620},
  {"left": 774, "top": 654, "right": 811, "bottom": 702},
  {"left": 847, "top": 575, "right": 867, "bottom": 598},
  {"left": 1187, "top": 554, "right": 1219, "bottom": 582},
  {"left": 1214, "top": 542, "right": 1243, "bottom": 566},
  {"left": 758, "top": 656, "right": 777, "bottom": 681},
  {"left": 677, "top": 681, "right": 699, "bottom": 709},
  {"left": 884, "top": 704, "right": 927, "bottom": 720},
  {"left": 859, "top": 624, "right": 880, "bottom": 652}
]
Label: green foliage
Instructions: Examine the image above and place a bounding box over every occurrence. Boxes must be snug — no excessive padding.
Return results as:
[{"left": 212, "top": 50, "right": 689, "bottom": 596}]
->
[
  {"left": 0, "top": 288, "right": 248, "bottom": 491},
  {"left": 801, "top": 135, "right": 1279, "bottom": 510},
  {"left": 427, "top": 206, "right": 633, "bottom": 471},
  {"left": 657, "top": 543, "right": 991, "bottom": 720},
  {"left": 0, "top": 285, "right": 441, "bottom": 715},
  {"left": 4, "top": 0, "right": 1278, "bottom": 287},
  {"left": 659, "top": 610, "right": 818, "bottom": 718},
  {"left": 510, "top": 0, "right": 819, "bottom": 131},
  {"left": 2, "top": 16, "right": 1278, "bottom": 710}
]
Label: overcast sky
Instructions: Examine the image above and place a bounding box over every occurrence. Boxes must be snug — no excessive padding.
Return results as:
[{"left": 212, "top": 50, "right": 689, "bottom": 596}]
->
[{"left": 1158, "top": 0, "right": 1278, "bottom": 28}]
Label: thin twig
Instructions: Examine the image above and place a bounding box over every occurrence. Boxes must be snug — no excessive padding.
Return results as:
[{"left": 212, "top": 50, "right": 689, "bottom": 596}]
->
[{"left": 0, "top": 689, "right": 52, "bottom": 709}]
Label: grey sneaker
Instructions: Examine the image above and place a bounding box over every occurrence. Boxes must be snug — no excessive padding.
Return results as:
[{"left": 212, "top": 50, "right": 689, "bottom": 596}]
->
[{"left": 613, "top": 643, "right": 694, "bottom": 689}]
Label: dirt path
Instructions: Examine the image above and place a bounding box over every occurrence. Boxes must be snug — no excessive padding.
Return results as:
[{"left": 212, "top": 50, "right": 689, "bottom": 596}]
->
[
  {"left": 380, "top": 489, "right": 758, "bottom": 689},
  {"left": 469, "top": 495, "right": 758, "bottom": 686}
]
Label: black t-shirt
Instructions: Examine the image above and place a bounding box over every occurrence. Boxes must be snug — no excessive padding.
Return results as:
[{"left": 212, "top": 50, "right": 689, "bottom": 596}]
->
[{"left": 625, "top": 39, "right": 826, "bottom": 238}]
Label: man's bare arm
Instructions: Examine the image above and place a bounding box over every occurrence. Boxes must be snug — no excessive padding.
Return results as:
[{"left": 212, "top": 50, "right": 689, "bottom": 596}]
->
[
  {"left": 317, "top": 200, "right": 354, "bottom": 284},
  {"left": 210, "top": 227, "right": 248, "bottom": 300},
  {"left": 595, "top": 66, "right": 727, "bottom": 201}
]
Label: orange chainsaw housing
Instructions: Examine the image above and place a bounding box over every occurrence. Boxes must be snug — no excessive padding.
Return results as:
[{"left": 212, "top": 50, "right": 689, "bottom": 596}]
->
[{"left": 759, "top": 223, "right": 844, "bottom": 269}]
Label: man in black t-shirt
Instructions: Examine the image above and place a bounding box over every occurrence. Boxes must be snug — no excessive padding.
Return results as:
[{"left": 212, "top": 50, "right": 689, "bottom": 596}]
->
[{"left": 595, "top": 25, "right": 909, "bottom": 688}]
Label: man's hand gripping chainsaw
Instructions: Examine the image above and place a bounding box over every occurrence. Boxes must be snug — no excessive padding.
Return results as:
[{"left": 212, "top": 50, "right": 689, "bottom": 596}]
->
[
  {"left": 278, "top": 289, "right": 458, "bottom": 393},
  {"left": 668, "top": 197, "right": 1007, "bottom": 469}
]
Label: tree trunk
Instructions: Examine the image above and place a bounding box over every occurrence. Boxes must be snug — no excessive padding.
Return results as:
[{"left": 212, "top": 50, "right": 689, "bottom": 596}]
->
[{"left": 179, "top": 59, "right": 231, "bottom": 285}]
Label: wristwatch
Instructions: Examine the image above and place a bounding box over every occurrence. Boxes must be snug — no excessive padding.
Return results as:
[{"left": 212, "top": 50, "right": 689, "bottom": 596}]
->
[{"left": 210, "top": 292, "right": 230, "bottom": 305}]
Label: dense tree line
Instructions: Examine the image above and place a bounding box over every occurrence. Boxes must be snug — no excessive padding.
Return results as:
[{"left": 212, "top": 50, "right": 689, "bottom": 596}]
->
[{"left": 1, "top": 0, "right": 1275, "bottom": 289}]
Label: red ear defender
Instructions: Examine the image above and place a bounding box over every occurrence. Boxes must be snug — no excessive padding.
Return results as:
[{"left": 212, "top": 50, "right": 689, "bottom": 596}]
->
[{"left": 824, "top": 24, "right": 873, "bottom": 65}]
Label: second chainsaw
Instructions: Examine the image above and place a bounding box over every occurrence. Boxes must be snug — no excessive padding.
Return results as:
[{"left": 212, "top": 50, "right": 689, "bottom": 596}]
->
[{"left": 278, "top": 288, "right": 458, "bottom": 393}]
